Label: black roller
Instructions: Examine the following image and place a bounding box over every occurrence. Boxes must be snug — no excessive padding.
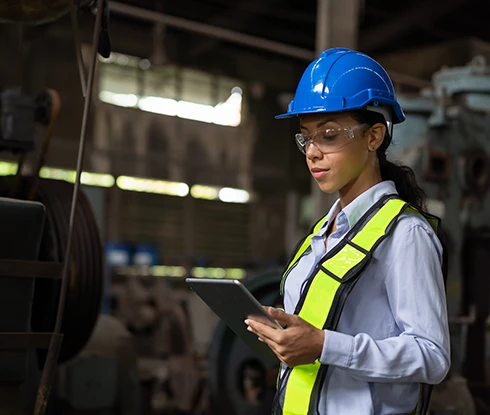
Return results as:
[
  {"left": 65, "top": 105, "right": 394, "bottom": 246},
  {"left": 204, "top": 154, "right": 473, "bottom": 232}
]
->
[
  {"left": 33, "top": 179, "right": 103, "bottom": 363},
  {"left": 0, "top": 176, "right": 103, "bottom": 363},
  {"left": 208, "top": 271, "right": 283, "bottom": 415}
]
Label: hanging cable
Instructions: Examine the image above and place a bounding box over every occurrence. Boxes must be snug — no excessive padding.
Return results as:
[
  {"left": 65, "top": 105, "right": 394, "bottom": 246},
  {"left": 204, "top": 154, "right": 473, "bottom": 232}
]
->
[{"left": 33, "top": 1, "right": 106, "bottom": 413}]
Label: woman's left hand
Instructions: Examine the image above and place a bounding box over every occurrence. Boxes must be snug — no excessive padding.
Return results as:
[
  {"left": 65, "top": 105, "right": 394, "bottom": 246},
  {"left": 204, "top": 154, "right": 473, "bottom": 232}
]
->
[{"left": 245, "top": 307, "right": 325, "bottom": 368}]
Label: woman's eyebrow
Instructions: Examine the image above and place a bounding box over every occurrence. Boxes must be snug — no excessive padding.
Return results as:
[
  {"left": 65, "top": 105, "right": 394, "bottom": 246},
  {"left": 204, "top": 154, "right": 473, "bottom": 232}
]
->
[{"left": 300, "top": 117, "right": 336, "bottom": 131}]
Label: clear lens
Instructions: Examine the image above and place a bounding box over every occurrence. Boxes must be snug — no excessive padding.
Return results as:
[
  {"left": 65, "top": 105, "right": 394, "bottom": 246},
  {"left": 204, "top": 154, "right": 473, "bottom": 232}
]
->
[{"left": 295, "top": 124, "right": 367, "bottom": 155}]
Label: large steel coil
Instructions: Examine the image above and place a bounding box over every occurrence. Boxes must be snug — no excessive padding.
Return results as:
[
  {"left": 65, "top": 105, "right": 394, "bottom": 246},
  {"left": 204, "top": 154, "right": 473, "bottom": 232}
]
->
[
  {"left": 208, "top": 271, "right": 283, "bottom": 415},
  {"left": 0, "top": 177, "right": 103, "bottom": 363}
]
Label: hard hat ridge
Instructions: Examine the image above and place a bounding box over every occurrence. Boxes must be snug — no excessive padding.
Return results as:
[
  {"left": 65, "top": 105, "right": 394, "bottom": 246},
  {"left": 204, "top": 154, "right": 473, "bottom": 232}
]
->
[{"left": 276, "top": 47, "right": 405, "bottom": 126}]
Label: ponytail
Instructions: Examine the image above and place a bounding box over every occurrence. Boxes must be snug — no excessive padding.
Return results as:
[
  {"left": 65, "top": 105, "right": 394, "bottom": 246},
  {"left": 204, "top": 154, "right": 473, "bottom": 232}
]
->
[{"left": 353, "top": 110, "right": 427, "bottom": 211}]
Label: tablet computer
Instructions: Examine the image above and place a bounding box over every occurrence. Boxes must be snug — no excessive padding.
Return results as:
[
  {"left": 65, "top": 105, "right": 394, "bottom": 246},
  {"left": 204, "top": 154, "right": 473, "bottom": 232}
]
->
[{"left": 186, "top": 278, "right": 282, "bottom": 359}]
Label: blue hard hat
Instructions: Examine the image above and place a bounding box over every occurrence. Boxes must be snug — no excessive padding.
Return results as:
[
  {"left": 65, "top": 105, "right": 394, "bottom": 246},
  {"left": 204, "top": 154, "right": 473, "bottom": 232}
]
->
[{"left": 276, "top": 47, "right": 405, "bottom": 125}]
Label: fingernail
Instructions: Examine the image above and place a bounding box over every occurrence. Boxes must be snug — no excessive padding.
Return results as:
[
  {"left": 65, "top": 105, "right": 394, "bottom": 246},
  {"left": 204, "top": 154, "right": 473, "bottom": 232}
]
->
[
  {"left": 244, "top": 319, "right": 249, "bottom": 325},
  {"left": 247, "top": 326, "right": 253, "bottom": 332}
]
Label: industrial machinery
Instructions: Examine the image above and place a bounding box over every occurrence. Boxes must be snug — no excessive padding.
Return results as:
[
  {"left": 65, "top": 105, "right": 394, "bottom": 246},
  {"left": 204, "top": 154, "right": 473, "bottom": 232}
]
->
[
  {"left": 108, "top": 267, "right": 282, "bottom": 415},
  {"left": 0, "top": 178, "right": 104, "bottom": 414},
  {"left": 391, "top": 55, "right": 490, "bottom": 414},
  {"left": 110, "top": 269, "right": 204, "bottom": 414},
  {"left": 0, "top": 1, "right": 111, "bottom": 414}
]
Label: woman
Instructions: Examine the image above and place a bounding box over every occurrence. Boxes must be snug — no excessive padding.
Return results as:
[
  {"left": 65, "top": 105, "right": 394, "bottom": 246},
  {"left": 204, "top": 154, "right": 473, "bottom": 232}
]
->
[{"left": 245, "top": 48, "right": 450, "bottom": 414}]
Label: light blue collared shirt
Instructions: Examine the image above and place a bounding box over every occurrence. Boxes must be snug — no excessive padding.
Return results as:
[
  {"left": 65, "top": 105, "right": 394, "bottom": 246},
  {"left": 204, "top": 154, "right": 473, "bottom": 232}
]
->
[{"left": 281, "top": 181, "right": 450, "bottom": 414}]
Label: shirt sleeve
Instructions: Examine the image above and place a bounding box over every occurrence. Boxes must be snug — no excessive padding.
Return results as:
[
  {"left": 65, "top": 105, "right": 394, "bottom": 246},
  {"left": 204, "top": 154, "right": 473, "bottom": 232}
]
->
[{"left": 318, "top": 224, "right": 451, "bottom": 384}]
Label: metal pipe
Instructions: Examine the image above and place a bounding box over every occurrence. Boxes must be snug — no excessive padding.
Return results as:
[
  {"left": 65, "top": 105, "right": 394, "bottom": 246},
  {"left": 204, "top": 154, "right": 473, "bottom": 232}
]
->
[
  {"left": 315, "top": 0, "right": 330, "bottom": 54},
  {"left": 109, "top": 1, "right": 314, "bottom": 61},
  {"left": 33, "top": 1, "right": 105, "bottom": 413}
]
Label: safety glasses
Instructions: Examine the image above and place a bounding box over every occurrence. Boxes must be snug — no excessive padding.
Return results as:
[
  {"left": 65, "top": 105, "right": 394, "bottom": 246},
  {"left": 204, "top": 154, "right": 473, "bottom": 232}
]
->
[{"left": 295, "top": 123, "right": 369, "bottom": 155}]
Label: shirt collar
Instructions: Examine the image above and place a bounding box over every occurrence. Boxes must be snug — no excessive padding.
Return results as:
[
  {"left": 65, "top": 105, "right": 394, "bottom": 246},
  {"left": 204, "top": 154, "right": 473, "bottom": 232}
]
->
[{"left": 315, "top": 180, "right": 398, "bottom": 236}]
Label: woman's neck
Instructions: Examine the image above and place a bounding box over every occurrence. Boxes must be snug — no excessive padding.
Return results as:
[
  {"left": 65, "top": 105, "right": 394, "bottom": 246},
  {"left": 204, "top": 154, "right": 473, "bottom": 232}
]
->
[{"left": 338, "top": 168, "right": 382, "bottom": 209}]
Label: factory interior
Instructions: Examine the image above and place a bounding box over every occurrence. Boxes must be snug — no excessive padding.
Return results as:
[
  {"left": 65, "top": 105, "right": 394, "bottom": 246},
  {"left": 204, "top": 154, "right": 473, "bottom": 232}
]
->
[{"left": 1, "top": 0, "right": 490, "bottom": 414}]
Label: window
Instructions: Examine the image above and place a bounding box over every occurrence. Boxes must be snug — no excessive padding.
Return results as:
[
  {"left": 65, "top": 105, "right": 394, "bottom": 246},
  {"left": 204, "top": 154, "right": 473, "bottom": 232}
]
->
[{"left": 98, "top": 52, "right": 243, "bottom": 127}]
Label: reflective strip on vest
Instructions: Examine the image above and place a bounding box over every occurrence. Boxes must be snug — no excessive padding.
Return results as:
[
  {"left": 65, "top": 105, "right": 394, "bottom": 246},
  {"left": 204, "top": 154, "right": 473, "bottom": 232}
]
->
[
  {"left": 280, "top": 214, "right": 328, "bottom": 296},
  {"left": 281, "top": 198, "right": 408, "bottom": 415}
]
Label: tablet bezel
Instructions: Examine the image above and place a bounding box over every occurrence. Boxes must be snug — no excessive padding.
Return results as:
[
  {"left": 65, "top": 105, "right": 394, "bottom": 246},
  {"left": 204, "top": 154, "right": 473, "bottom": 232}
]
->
[{"left": 186, "top": 278, "right": 282, "bottom": 359}]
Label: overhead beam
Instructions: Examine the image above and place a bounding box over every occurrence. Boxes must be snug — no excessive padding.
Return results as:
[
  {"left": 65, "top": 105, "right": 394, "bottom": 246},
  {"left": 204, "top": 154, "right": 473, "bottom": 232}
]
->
[
  {"left": 189, "top": 0, "right": 283, "bottom": 59},
  {"left": 203, "top": 0, "right": 315, "bottom": 25},
  {"left": 361, "top": 0, "right": 470, "bottom": 51},
  {"left": 366, "top": 6, "right": 457, "bottom": 42},
  {"left": 109, "top": 1, "right": 314, "bottom": 61}
]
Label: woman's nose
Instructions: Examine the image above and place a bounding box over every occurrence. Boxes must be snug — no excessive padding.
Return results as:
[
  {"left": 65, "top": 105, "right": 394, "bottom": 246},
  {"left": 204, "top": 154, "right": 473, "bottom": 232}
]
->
[{"left": 305, "top": 141, "right": 322, "bottom": 160}]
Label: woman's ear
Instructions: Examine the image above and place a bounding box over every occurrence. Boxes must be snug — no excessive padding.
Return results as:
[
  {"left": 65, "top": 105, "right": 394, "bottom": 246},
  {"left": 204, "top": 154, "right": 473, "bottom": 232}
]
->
[{"left": 366, "top": 123, "right": 386, "bottom": 152}]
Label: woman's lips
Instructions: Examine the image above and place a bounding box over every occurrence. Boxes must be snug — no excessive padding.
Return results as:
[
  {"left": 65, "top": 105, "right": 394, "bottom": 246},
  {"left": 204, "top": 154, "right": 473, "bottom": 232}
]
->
[{"left": 311, "top": 168, "right": 329, "bottom": 179}]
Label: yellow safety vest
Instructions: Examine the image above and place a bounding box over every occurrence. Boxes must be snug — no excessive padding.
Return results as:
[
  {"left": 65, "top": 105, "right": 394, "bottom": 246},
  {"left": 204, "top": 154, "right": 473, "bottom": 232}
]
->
[{"left": 275, "top": 194, "right": 443, "bottom": 415}]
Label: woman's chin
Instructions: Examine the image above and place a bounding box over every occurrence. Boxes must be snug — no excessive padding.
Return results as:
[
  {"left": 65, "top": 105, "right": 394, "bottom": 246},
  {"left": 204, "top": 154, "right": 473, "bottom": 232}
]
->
[{"left": 316, "top": 180, "right": 339, "bottom": 194}]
